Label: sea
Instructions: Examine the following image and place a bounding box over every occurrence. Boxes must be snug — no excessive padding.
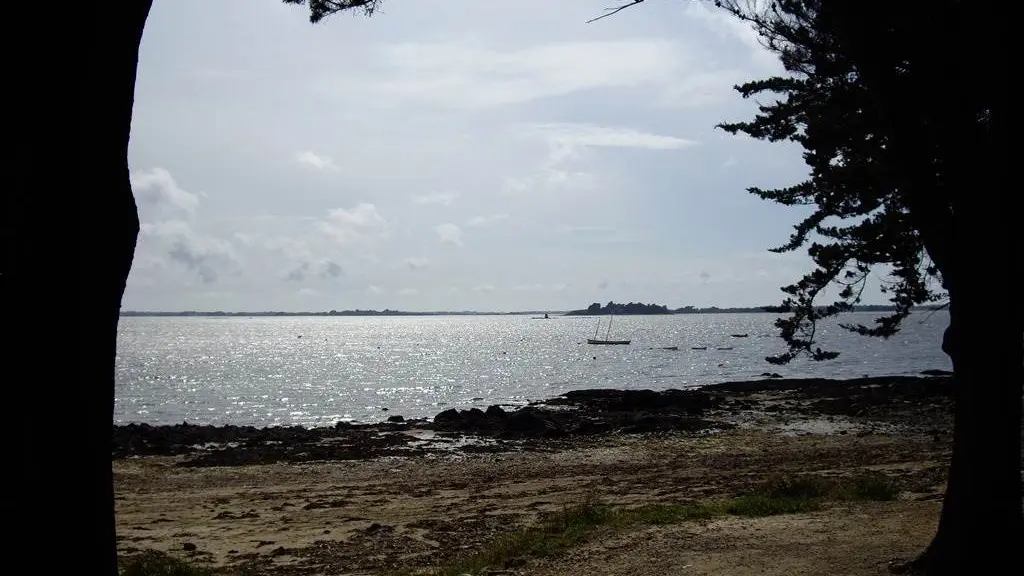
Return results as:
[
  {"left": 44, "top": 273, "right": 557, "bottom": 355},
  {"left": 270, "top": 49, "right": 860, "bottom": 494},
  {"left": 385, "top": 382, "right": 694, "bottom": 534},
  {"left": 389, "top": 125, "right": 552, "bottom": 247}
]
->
[{"left": 114, "top": 312, "right": 951, "bottom": 428}]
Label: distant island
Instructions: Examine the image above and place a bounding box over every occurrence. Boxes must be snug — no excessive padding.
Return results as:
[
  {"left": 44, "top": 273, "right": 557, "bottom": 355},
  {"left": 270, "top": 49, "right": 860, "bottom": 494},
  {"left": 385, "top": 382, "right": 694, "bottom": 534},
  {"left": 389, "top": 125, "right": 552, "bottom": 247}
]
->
[
  {"left": 563, "top": 302, "right": 940, "bottom": 316},
  {"left": 564, "top": 302, "right": 673, "bottom": 315}
]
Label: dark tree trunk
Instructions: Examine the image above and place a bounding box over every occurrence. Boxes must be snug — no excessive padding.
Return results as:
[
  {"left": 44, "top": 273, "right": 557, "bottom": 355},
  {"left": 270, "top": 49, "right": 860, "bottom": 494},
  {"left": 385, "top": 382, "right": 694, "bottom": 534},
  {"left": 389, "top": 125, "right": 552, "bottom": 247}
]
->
[
  {"left": 831, "top": 4, "right": 1020, "bottom": 573},
  {"left": 912, "top": 213, "right": 1022, "bottom": 574},
  {"left": 78, "top": 2, "right": 152, "bottom": 573}
]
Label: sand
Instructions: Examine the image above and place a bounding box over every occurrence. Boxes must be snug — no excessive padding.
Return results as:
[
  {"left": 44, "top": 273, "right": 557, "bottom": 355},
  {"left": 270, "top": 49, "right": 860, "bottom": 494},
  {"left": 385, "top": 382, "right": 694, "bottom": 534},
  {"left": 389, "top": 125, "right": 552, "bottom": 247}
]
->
[{"left": 114, "top": 376, "right": 953, "bottom": 575}]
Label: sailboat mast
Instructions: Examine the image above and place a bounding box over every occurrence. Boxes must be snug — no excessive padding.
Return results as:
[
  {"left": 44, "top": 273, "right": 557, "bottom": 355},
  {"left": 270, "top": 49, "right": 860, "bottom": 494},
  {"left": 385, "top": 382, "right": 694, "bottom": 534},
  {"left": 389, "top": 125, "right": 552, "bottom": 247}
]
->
[
  {"left": 594, "top": 318, "right": 601, "bottom": 339},
  {"left": 606, "top": 312, "right": 613, "bottom": 340}
]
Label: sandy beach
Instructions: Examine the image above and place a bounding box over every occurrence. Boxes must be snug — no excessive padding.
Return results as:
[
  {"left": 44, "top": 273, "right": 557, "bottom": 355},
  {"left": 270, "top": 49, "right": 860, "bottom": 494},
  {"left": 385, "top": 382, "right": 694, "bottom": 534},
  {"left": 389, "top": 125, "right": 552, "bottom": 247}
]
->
[{"left": 115, "top": 375, "right": 954, "bottom": 575}]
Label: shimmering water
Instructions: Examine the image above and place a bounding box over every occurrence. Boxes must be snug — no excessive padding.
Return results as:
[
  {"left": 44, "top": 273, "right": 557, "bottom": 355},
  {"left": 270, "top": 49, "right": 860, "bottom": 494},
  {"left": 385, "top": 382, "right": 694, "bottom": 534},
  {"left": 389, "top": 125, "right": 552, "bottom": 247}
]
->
[{"left": 114, "top": 312, "right": 950, "bottom": 427}]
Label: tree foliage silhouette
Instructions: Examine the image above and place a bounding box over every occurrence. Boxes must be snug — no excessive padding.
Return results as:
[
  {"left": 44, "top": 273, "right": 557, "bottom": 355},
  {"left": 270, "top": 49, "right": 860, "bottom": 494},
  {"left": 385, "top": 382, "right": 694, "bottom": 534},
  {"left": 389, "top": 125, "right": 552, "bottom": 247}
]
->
[{"left": 712, "top": 1, "right": 1019, "bottom": 573}]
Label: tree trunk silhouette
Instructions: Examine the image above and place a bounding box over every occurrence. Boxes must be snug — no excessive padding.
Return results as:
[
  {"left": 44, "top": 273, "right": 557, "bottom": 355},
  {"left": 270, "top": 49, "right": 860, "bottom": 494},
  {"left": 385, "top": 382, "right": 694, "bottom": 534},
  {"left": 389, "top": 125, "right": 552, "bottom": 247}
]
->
[
  {"left": 832, "top": 8, "right": 1020, "bottom": 572},
  {"left": 81, "top": 1, "right": 153, "bottom": 572},
  {"left": 911, "top": 125, "right": 1022, "bottom": 575}
]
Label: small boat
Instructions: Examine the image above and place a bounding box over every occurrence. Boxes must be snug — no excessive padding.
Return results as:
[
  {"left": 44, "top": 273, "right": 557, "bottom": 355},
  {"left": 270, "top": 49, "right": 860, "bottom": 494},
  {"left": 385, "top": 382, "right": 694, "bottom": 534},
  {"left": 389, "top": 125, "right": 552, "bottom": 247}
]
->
[
  {"left": 587, "top": 314, "right": 630, "bottom": 345},
  {"left": 716, "top": 346, "right": 734, "bottom": 350},
  {"left": 660, "top": 346, "right": 679, "bottom": 351},
  {"left": 691, "top": 346, "right": 707, "bottom": 350},
  {"left": 730, "top": 333, "right": 749, "bottom": 338}
]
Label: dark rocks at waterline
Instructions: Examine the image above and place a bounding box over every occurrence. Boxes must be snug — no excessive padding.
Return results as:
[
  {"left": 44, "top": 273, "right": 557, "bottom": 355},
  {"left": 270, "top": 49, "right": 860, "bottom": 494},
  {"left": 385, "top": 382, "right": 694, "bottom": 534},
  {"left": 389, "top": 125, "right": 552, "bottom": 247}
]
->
[
  {"left": 549, "top": 388, "right": 725, "bottom": 415},
  {"left": 111, "top": 376, "right": 952, "bottom": 467},
  {"left": 430, "top": 389, "right": 731, "bottom": 439},
  {"left": 111, "top": 419, "right": 429, "bottom": 460}
]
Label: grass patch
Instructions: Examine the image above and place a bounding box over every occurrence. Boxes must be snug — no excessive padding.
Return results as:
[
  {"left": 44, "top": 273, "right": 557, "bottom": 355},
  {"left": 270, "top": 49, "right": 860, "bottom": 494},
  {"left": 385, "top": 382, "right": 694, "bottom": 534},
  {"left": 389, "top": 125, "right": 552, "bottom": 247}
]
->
[
  {"left": 727, "top": 471, "right": 897, "bottom": 517},
  {"left": 403, "top": 472, "right": 900, "bottom": 575},
  {"left": 833, "top": 471, "right": 899, "bottom": 501},
  {"left": 120, "top": 551, "right": 215, "bottom": 576}
]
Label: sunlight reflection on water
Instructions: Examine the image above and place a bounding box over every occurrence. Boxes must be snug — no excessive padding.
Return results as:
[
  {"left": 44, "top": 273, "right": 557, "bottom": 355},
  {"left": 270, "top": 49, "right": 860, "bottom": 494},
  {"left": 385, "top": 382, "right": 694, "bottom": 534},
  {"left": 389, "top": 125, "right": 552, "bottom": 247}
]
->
[{"left": 115, "top": 312, "right": 949, "bottom": 427}]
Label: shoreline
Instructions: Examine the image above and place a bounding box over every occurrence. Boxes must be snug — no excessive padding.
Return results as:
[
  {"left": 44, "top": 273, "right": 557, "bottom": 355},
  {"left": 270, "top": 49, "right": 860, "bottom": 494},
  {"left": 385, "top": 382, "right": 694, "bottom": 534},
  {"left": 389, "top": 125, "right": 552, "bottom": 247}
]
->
[{"left": 113, "top": 373, "right": 953, "bottom": 467}]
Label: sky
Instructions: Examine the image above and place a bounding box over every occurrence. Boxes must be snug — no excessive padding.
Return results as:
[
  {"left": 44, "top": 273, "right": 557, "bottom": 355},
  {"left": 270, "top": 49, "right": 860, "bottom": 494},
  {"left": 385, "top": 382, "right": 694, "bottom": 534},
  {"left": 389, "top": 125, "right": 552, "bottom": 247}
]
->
[{"left": 125, "top": 0, "right": 852, "bottom": 313}]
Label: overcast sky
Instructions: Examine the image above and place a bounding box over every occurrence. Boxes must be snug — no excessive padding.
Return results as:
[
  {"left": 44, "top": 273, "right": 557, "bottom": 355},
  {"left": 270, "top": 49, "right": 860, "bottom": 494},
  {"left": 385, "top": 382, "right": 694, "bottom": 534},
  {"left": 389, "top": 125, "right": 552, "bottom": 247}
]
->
[{"left": 125, "top": 0, "right": 848, "bottom": 312}]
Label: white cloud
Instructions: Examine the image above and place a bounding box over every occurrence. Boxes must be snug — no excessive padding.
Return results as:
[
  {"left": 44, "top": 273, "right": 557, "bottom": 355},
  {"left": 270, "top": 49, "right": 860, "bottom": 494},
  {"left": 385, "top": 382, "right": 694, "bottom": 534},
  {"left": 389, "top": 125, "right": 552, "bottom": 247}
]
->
[
  {"left": 512, "top": 283, "right": 546, "bottom": 292},
  {"left": 131, "top": 167, "right": 201, "bottom": 216},
  {"left": 403, "top": 256, "right": 430, "bottom": 270},
  {"left": 466, "top": 213, "right": 509, "bottom": 227},
  {"left": 519, "top": 123, "right": 698, "bottom": 151},
  {"left": 360, "top": 40, "right": 681, "bottom": 110},
  {"left": 472, "top": 284, "right": 496, "bottom": 292},
  {"left": 319, "top": 203, "right": 389, "bottom": 245},
  {"left": 130, "top": 168, "right": 240, "bottom": 286},
  {"left": 397, "top": 287, "right": 419, "bottom": 296},
  {"left": 434, "top": 223, "right": 463, "bottom": 247},
  {"left": 293, "top": 150, "right": 338, "bottom": 171},
  {"left": 412, "top": 191, "right": 459, "bottom": 206},
  {"left": 367, "top": 285, "right": 383, "bottom": 295}
]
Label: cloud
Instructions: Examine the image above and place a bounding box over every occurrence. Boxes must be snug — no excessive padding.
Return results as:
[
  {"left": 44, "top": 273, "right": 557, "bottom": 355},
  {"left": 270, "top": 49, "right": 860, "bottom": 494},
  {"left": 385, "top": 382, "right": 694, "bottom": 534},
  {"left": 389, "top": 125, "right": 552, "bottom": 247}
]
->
[
  {"left": 319, "top": 203, "right": 389, "bottom": 245},
  {"left": 140, "top": 220, "right": 238, "bottom": 284},
  {"left": 284, "top": 260, "right": 344, "bottom": 282},
  {"left": 403, "top": 256, "right": 430, "bottom": 270},
  {"left": 472, "top": 284, "right": 496, "bottom": 292},
  {"left": 367, "top": 285, "right": 383, "bottom": 295},
  {"left": 412, "top": 191, "right": 459, "bottom": 206},
  {"left": 683, "top": 1, "right": 783, "bottom": 74},
  {"left": 322, "top": 261, "right": 343, "bottom": 278},
  {"left": 466, "top": 213, "right": 509, "bottom": 227},
  {"left": 397, "top": 287, "right": 419, "bottom": 296},
  {"left": 519, "top": 123, "right": 698, "bottom": 151},
  {"left": 723, "top": 156, "right": 739, "bottom": 168},
  {"left": 131, "top": 169, "right": 240, "bottom": 286},
  {"left": 434, "top": 223, "right": 463, "bottom": 247},
  {"left": 131, "top": 167, "right": 201, "bottom": 217},
  {"left": 361, "top": 40, "right": 681, "bottom": 110},
  {"left": 512, "top": 283, "right": 546, "bottom": 292},
  {"left": 285, "top": 262, "right": 309, "bottom": 282},
  {"left": 293, "top": 150, "right": 338, "bottom": 171}
]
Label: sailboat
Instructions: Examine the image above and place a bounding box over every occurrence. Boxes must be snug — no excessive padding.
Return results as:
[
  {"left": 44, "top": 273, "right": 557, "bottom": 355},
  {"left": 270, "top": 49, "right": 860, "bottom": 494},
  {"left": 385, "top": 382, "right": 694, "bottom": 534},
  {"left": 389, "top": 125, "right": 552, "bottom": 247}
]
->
[{"left": 587, "top": 313, "right": 631, "bottom": 345}]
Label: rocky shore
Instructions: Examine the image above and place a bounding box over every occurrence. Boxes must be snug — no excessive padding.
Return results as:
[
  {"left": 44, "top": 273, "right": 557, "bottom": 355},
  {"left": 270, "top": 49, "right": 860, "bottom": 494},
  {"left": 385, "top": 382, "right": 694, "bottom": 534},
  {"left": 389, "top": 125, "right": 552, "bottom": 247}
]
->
[{"left": 112, "top": 373, "right": 953, "bottom": 467}]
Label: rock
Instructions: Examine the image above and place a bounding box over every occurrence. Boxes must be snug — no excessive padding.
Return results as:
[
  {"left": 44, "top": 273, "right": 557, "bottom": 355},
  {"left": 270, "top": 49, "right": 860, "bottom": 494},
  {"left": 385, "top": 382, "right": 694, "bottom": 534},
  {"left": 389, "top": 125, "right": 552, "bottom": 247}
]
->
[
  {"left": 920, "top": 369, "right": 953, "bottom": 376},
  {"left": 387, "top": 415, "right": 405, "bottom": 423},
  {"left": 433, "top": 408, "right": 461, "bottom": 426},
  {"left": 504, "top": 408, "right": 554, "bottom": 437},
  {"left": 485, "top": 405, "right": 507, "bottom": 418},
  {"left": 183, "top": 542, "right": 197, "bottom": 552}
]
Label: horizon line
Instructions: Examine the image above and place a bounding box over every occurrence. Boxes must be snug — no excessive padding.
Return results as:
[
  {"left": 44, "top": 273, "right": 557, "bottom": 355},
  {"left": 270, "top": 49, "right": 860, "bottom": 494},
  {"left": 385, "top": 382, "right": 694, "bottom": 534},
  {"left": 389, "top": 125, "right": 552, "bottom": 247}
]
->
[{"left": 120, "top": 303, "right": 920, "bottom": 316}]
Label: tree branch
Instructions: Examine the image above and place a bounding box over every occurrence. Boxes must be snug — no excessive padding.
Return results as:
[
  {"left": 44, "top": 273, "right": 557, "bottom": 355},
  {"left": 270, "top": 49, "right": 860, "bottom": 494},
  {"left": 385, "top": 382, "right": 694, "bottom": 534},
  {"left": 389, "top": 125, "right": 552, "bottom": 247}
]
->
[{"left": 586, "top": 0, "right": 646, "bottom": 24}]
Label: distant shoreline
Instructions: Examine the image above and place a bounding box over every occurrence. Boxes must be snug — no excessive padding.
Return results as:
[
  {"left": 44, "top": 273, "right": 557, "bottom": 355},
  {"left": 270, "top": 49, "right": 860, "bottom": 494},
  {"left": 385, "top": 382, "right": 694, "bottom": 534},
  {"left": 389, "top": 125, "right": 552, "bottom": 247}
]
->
[{"left": 120, "top": 305, "right": 937, "bottom": 318}]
